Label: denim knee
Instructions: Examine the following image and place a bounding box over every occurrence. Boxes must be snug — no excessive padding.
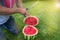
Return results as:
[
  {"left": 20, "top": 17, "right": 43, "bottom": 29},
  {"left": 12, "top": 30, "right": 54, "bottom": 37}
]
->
[{"left": 9, "top": 29, "right": 19, "bottom": 34}]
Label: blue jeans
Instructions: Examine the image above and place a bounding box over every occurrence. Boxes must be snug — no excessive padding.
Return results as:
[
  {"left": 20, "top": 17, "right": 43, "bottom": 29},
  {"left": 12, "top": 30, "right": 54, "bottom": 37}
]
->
[{"left": 0, "top": 16, "right": 19, "bottom": 40}]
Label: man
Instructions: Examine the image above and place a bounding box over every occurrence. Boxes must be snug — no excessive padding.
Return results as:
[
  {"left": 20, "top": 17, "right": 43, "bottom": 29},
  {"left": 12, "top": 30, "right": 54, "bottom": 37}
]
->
[{"left": 0, "top": 0, "right": 29, "bottom": 40}]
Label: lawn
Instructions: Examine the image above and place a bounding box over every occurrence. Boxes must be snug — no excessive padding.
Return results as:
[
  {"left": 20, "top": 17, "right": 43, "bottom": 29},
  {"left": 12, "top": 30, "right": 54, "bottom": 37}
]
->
[{"left": 4, "top": 1, "right": 60, "bottom": 40}]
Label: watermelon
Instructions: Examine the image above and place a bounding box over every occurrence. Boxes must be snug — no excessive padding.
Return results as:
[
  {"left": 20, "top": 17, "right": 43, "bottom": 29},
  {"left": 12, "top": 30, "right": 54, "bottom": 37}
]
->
[
  {"left": 23, "top": 16, "right": 39, "bottom": 26},
  {"left": 22, "top": 25, "right": 38, "bottom": 36},
  {"left": 4, "top": 0, "right": 15, "bottom": 8}
]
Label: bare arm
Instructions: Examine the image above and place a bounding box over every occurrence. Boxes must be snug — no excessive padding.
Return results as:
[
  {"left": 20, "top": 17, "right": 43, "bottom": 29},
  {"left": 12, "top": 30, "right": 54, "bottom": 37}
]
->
[
  {"left": 16, "top": 0, "right": 23, "bottom": 8},
  {"left": 0, "top": 0, "right": 30, "bottom": 16},
  {"left": 16, "top": 0, "right": 30, "bottom": 16},
  {"left": 0, "top": 5, "right": 19, "bottom": 15}
]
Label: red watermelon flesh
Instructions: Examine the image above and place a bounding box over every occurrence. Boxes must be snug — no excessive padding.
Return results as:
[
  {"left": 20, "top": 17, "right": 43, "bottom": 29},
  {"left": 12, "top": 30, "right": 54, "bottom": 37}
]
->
[
  {"left": 24, "top": 16, "right": 38, "bottom": 26},
  {"left": 4, "top": 0, "right": 15, "bottom": 8},
  {"left": 23, "top": 25, "right": 38, "bottom": 36}
]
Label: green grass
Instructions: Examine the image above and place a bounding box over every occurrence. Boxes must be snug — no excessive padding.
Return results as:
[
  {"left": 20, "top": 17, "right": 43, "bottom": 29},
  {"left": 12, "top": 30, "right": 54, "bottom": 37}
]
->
[{"left": 4, "top": 1, "right": 60, "bottom": 40}]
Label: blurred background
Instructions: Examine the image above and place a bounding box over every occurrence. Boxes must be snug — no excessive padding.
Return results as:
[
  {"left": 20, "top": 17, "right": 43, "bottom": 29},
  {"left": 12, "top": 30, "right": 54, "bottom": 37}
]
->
[{"left": 4, "top": 0, "right": 60, "bottom": 40}]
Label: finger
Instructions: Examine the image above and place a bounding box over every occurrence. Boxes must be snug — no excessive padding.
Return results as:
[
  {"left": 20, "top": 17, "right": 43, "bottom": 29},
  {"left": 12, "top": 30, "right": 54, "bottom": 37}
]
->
[{"left": 24, "top": 12, "right": 30, "bottom": 17}]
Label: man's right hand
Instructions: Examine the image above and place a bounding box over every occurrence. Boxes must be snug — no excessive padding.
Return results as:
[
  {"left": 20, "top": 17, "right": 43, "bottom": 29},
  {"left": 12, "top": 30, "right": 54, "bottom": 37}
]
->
[
  {"left": 16, "top": 8, "right": 30, "bottom": 17},
  {"left": 0, "top": 5, "right": 30, "bottom": 16}
]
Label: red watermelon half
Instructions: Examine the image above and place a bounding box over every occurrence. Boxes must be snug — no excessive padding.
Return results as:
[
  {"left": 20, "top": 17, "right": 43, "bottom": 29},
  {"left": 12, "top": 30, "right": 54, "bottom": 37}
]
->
[
  {"left": 22, "top": 25, "right": 38, "bottom": 36},
  {"left": 23, "top": 16, "right": 39, "bottom": 26}
]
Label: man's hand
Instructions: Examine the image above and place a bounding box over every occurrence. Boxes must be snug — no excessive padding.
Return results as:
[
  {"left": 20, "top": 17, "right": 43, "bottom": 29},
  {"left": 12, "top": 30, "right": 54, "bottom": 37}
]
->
[
  {"left": 0, "top": 6, "right": 30, "bottom": 16},
  {"left": 17, "top": 8, "right": 30, "bottom": 17},
  {"left": 16, "top": 0, "right": 30, "bottom": 17}
]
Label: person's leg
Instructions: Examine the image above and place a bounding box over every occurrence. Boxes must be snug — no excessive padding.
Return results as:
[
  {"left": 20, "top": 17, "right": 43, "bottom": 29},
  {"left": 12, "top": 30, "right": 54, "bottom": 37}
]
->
[
  {"left": 3, "top": 16, "right": 19, "bottom": 34},
  {"left": 0, "top": 25, "right": 6, "bottom": 40}
]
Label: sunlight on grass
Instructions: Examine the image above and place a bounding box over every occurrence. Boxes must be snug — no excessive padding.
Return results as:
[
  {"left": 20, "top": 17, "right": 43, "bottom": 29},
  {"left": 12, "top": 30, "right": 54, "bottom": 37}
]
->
[{"left": 11, "top": 1, "right": 60, "bottom": 40}]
